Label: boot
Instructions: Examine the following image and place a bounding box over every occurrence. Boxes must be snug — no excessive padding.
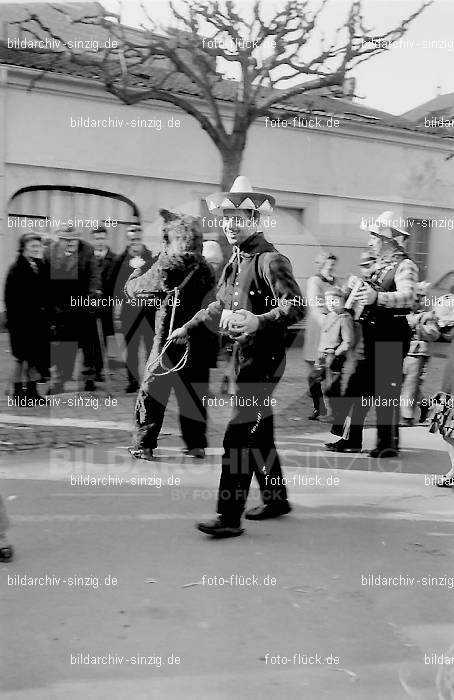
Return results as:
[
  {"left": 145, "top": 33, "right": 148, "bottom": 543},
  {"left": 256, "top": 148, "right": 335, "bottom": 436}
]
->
[
  {"left": 13, "top": 383, "right": 26, "bottom": 401},
  {"left": 126, "top": 380, "right": 139, "bottom": 394},
  {"left": 25, "top": 381, "right": 43, "bottom": 401}
]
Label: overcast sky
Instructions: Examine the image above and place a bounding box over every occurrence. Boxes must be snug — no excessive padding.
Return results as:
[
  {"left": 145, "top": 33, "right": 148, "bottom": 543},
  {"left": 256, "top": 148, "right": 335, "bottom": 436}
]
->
[{"left": 101, "top": 0, "right": 454, "bottom": 116}]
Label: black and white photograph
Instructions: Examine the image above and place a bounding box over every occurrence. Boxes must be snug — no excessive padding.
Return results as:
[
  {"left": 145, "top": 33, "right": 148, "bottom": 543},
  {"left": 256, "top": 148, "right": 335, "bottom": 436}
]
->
[{"left": 1, "top": 0, "right": 454, "bottom": 697}]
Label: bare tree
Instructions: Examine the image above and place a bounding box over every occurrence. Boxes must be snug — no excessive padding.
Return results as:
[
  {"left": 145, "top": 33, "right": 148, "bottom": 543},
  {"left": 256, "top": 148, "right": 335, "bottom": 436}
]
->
[{"left": 12, "top": 0, "right": 432, "bottom": 188}]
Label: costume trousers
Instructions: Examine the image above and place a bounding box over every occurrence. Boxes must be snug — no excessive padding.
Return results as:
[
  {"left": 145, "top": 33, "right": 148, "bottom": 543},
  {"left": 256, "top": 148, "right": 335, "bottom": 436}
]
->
[
  {"left": 347, "top": 318, "right": 410, "bottom": 450},
  {"left": 134, "top": 365, "right": 209, "bottom": 450},
  {"left": 330, "top": 360, "right": 367, "bottom": 436},
  {"left": 122, "top": 316, "right": 154, "bottom": 384},
  {"left": 217, "top": 354, "right": 288, "bottom": 523}
]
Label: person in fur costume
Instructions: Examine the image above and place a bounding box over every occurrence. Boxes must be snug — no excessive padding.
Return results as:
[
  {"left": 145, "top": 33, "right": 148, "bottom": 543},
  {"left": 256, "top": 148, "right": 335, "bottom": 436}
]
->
[{"left": 125, "top": 209, "right": 215, "bottom": 460}]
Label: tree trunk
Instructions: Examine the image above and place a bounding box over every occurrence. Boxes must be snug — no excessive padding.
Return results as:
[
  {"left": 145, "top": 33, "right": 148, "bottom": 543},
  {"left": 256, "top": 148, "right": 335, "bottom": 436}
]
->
[
  {"left": 206, "top": 143, "right": 246, "bottom": 261},
  {"left": 220, "top": 147, "right": 245, "bottom": 191}
]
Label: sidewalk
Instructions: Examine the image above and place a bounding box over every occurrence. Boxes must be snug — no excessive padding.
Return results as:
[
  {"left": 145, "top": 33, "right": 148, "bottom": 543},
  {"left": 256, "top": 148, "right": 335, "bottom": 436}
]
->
[{"left": 0, "top": 333, "right": 447, "bottom": 451}]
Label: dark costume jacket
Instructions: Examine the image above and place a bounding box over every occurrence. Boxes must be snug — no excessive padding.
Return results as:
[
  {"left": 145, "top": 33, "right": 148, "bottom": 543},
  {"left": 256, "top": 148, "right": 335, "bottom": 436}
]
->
[
  {"left": 184, "top": 233, "right": 304, "bottom": 369},
  {"left": 4, "top": 255, "right": 50, "bottom": 374}
]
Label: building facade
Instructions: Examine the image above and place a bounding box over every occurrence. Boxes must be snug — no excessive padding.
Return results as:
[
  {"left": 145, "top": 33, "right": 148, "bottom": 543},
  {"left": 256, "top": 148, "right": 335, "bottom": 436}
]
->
[{"left": 1, "top": 57, "right": 454, "bottom": 310}]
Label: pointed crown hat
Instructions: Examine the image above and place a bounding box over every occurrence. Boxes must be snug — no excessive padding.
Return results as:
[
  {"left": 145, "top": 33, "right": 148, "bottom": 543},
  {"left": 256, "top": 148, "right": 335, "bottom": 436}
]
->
[{"left": 206, "top": 175, "right": 275, "bottom": 216}]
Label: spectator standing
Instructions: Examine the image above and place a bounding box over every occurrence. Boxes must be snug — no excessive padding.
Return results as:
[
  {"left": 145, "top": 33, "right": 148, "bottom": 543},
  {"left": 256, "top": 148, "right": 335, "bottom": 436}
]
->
[
  {"left": 308, "top": 287, "right": 355, "bottom": 431},
  {"left": 90, "top": 226, "right": 118, "bottom": 381},
  {"left": 400, "top": 282, "right": 440, "bottom": 426},
  {"left": 4, "top": 233, "right": 49, "bottom": 400},
  {"left": 303, "top": 252, "right": 338, "bottom": 419},
  {"left": 45, "top": 226, "right": 100, "bottom": 394}
]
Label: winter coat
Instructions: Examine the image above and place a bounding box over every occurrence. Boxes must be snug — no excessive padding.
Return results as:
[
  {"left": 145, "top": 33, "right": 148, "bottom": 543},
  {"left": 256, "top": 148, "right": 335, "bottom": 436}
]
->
[
  {"left": 44, "top": 239, "right": 100, "bottom": 312},
  {"left": 4, "top": 255, "right": 49, "bottom": 373},
  {"left": 93, "top": 247, "right": 118, "bottom": 336}
]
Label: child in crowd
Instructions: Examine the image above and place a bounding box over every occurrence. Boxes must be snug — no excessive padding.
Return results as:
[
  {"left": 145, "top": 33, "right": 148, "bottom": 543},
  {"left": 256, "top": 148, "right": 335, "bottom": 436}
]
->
[
  {"left": 309, "top": 287, "right": 355, "bottom": 425},
  {"left": 400, "top": 282, "right": 440, "bottom": 426}
]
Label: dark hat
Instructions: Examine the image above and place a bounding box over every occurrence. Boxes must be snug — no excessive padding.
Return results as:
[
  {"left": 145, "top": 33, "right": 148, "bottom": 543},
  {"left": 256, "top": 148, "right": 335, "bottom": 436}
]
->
[
  {"left": 57, "top": 225, "right": 80, "bottom": 240},
  {"left": 18, "top": 232, "right": 42, "bottom": 253}
]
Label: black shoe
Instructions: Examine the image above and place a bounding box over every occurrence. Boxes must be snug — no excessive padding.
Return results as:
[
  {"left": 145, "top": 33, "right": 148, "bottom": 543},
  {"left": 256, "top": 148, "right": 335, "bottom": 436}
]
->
[
  {"left": 308, "top": 410, "right": 320, "bottom": 421},
  {"left": 330, "top": 425, "right": 345, "bottom": 437},
  {"left": 325, "top": 439, "right": 362, "bottom": 453},
  {"left": 308, "top": 404, "right": 328, "bottom": 420},
  {"left": 126, "top": 381, "right": 139, "bottom": 394},
  {"left": 84, "top": 380, "right": 96, "bottom": 392},
  {"left": 419, "top": 403, "right": 430, "bottom": 424},
  {"left": 197, "top": 517, "right": 244, "bottom": 538},
  {"left": 369, "top": 447, "right": 399, "bottom": 458},
  {"left": 0, "top": 543, "right": 14, "bottom": 562},
  {"left": 245, "top": 503, "right": 292, "bottom": 520},
  {"left": 436, "top": 476, "right": 454, "bottom": 488},
  {"left": 183, "top": 448, "right": 206, "bottom": 459},
  {"left": 24, "top": 382, "right": 43, "bottom": 401}
]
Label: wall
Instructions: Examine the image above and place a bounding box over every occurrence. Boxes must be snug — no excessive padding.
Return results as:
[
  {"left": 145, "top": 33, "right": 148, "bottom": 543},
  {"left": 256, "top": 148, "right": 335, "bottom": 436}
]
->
[{"left": 2, "top": 71, "right": 454, "bottom": 300}]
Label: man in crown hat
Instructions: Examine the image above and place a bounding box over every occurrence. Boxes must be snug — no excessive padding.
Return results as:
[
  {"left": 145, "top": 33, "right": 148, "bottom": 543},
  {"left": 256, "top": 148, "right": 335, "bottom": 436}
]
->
[
  {"left": 327, "top": 211, "right": 419, "bottom": 458},
  {"left": 170, "top": 176, "right": 304, "bottom": 538}
]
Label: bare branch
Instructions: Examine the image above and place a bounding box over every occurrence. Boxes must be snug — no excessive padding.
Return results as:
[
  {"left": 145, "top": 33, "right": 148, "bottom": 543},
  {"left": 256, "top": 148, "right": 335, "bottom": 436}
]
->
[{"left": 9, "top": 0, "right": 433, "bottom": 183}]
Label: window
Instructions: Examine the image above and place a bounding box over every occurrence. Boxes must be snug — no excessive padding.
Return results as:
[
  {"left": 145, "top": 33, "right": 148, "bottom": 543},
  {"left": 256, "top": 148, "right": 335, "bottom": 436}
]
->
[{"left": 406, "top": 218, "right": 430, "bottom": 278}]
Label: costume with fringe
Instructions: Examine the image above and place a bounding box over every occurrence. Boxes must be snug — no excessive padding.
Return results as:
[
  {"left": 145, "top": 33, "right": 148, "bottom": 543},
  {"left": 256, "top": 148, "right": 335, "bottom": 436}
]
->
[{"left": 125, "top": 222, "right": 215, "bottom": 452}]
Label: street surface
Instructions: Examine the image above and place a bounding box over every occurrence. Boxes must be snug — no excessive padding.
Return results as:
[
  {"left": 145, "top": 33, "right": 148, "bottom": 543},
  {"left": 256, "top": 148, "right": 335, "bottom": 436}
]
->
[
  {"left": 1, "top": 335, "right": 453, "bottom": 698},
  {"left": 1, "top": 426, "right": 454, "bottom": 699}
]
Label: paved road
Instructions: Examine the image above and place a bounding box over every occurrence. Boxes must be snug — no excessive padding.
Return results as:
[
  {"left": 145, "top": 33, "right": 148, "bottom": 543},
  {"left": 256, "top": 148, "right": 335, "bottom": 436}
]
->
[{"left": 1, "top": 428, "right": 454, "bottom": 699}]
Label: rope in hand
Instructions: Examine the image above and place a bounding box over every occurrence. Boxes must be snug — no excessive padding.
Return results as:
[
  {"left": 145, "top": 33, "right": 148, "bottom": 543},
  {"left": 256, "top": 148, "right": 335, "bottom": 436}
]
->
[{"left": 145, "top": 286, "right": 189, "bottom": 377}]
